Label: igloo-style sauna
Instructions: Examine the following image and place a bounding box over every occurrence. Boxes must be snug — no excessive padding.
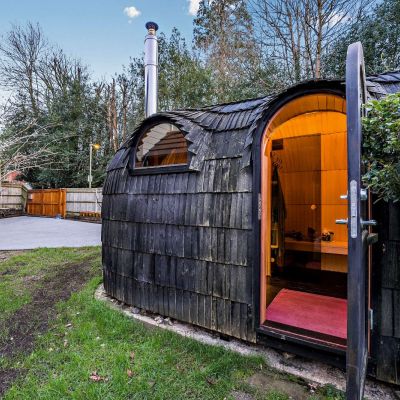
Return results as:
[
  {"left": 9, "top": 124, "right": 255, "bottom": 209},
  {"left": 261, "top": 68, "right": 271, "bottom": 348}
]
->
[{"left": 102, "top": 25, "right": 400, "bottom": 399}]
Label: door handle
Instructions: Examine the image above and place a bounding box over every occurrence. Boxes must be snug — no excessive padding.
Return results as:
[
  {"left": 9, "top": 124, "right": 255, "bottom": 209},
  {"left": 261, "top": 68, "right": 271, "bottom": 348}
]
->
[
  {"left": 339, "top": 189, "right": 368, "bottom": 201},
  {"left": 335, "top": 218, "right": 377, "bottom": 226},
  {"left": 360, "top": 189, "right": 368, "bottom": 201},
  {"left": 361, "top": 219, "right": 377, "bottom": 227}
]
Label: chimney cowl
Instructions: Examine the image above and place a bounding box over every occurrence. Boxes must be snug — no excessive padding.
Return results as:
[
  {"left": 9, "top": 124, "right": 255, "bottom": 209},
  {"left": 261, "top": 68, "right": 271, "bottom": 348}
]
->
[{"left": 145, "top": 21, "right": 159, "bottom": 32}]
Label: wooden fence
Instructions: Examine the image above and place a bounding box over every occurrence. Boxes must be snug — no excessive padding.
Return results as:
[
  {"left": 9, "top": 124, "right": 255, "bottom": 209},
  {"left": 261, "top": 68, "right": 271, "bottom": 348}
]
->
[
  {"left": 66, "top": 188, "right": 102, "bottom": 217},
  {"left": 0, "top": 182, "right": 28, "bottom": 211},
  {"left": 27, "top": 189, "right": 67, "bottom": 218},
  {"left": 2, "top": 186, "right": 102, "bottom": 219}
]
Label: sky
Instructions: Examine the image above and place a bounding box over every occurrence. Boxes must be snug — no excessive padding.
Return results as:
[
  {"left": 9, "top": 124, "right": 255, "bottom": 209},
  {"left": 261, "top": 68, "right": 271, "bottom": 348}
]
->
[{"left": 0, "top": 0, "right": 201, "bottom": 81}]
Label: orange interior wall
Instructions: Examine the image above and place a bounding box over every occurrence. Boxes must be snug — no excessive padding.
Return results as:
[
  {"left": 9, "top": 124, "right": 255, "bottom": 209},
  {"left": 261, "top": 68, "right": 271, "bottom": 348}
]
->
[{"left": 260, "top": 93, "right": 347, "bottom": 323}]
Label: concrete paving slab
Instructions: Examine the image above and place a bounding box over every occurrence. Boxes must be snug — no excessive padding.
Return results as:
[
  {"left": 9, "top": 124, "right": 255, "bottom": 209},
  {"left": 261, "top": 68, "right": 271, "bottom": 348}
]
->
[{"left": 0, "top": 216, "right": 101, "bottom": 250}]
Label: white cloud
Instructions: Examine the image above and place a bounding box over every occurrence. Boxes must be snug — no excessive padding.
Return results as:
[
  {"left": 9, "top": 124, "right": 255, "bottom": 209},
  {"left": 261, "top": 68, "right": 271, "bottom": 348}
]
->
[
  {"left": 188, "top": 0, "right": 201, "bottom": 16},
  {"left": 123, "top": 6, "right": 141, "bottom": 19},
  {"left": 328, "top": 12, "right": 349, "bottom": 27}
]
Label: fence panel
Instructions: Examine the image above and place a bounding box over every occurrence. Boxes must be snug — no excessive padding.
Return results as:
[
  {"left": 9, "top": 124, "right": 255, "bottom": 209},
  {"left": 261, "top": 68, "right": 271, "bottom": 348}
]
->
[
  {"left": 27, "top": 189, "right": 66, "bottom": 217},
  {"left": 0, "top": 183, "right": 28, "bottom": 210},
  {"left": 66, "top": 188, "right": 102, "bottom": 217}
]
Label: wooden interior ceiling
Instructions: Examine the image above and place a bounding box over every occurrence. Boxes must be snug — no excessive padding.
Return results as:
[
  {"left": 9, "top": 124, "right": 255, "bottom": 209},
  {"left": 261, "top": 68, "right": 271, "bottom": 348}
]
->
[{"left": 266, "top": 94, "right": 346, "bottom": 135}]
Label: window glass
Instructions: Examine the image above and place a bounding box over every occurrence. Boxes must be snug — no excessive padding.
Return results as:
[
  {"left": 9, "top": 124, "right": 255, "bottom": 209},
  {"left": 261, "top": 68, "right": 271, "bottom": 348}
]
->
[{"left": 135, "top": 123, "right": 188, "bottom": 168}]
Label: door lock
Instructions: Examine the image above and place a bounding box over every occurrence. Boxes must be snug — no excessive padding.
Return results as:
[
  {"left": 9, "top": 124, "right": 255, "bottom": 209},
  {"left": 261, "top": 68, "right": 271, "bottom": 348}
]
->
[{"left": 337, "top": 187, "right": 376, "bottom": 229}]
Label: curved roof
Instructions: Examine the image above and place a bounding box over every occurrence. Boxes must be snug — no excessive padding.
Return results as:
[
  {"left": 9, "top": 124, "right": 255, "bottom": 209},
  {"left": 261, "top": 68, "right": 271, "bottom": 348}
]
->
[
  {"left": 366, "top": 71, "right": 400, "bottom": 98},
  {"left": 107, "top": 71, "right": 400, "bottom": 174}
]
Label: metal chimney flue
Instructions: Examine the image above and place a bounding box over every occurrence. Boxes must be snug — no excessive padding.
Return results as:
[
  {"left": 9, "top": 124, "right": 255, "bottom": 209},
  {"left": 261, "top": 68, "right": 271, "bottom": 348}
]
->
[{"left": 144, "top": 21, "right": 159, "bottom": 118}]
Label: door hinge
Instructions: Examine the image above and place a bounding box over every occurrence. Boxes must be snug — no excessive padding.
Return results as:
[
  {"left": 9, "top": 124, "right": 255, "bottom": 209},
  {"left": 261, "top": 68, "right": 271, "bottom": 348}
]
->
[
  {"left": 258, "top": 193, "right": 262, "bottom": 221},
  {"left": 369, "top": 309, "right": 373, "bottom": 330}
]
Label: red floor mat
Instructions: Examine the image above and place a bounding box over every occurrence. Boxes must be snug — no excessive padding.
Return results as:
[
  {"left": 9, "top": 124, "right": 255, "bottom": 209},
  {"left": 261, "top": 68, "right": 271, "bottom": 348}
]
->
[{"left": 266, "top": 289, "right": 347, "bottom": 339}]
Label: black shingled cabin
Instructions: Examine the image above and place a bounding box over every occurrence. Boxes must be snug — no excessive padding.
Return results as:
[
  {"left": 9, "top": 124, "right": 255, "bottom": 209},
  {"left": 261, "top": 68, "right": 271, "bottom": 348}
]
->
[{"left": 102, "top": 42, "right": 400, "bottom": 397}]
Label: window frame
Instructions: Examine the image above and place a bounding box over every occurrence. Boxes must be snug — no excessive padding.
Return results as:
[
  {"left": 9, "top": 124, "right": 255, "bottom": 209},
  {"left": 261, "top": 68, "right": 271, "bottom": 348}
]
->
[{"left": 129, "top": 119, "right": 191, "bottom": 176}]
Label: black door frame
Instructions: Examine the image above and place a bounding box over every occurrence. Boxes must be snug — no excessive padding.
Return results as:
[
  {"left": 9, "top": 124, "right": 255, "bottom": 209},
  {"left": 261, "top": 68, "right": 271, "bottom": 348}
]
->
[{"left": 251, "top": 81, "right": 348, "bottom": 356}]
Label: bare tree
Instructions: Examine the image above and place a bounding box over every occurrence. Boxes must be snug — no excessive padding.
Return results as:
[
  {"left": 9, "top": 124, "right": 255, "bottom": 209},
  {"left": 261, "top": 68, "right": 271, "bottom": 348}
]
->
[
  {"left": 0, "top": 23, "right": 47, "bottom": 116},
  {"left": 194, "top": 0, "right": 261, "bottom": 100},
  {"left": 117, "top": 74, "right": 131, "bottom": 144},
  {"left": 0, "top": 119, "right": 60, "bottom": 183},
  {"left": 37, "top": 48, "right": 82, "bottom": 100},
  {"left": 106, "top": 79, "right": 119, "bottom": 152},
  {"left": 250, "top": 0, "right": 374, "bottom": 82}
]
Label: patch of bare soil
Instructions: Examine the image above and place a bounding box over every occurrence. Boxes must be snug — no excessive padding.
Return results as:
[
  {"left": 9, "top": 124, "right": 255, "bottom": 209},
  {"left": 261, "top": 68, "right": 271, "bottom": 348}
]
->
[
  {"left": 245, "top": 370, "right": 314, "bottom": 400},
  {"left": 0, "top": 251, "right": 24, "bottom": 264},
  {"left": 0, "top": 260, "right": 96, "bottom": 397},
  {"left": 231, "top": 390, "right": 255, "bottom": 400}
]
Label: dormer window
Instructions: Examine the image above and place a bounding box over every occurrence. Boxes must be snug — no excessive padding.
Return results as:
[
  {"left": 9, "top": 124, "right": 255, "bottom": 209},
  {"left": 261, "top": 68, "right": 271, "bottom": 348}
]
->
[{"left": 135, "top": 123, "right": 188, "bottom": 168}]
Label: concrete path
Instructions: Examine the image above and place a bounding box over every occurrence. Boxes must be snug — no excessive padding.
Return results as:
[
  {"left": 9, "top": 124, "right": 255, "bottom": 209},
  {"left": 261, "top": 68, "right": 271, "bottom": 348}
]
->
[{"left": 0, "top": 216, "right": 101, "bottom": 250}]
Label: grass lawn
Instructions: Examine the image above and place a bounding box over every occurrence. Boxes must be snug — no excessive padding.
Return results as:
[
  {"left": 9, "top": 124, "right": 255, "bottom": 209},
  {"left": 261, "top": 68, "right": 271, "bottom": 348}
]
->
[{"left": 0, "top": 247, "right": 345, "bottom": 400}]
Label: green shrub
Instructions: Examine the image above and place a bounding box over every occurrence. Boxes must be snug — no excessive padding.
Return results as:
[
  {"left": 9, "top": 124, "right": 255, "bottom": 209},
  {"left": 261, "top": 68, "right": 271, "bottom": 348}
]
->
[{"left": 362, "top": 93, "right": 400, "bottom": 202}]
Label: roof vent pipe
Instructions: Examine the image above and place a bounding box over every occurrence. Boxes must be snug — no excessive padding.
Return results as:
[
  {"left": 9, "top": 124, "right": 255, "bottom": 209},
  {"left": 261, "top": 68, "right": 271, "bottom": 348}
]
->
[{"left": 144, "top": 21, "right": 159, "bottom": 118}]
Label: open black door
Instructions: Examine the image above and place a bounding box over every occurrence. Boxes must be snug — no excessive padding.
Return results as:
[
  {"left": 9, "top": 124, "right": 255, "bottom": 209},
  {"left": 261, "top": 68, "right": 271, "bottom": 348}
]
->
[{"left": 341, "top": 42, "right": 377, "bottom": 400}]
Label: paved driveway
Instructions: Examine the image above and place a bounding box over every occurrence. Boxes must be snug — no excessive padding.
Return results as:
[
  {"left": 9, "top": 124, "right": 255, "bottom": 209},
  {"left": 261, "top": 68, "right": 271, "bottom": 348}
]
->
[{"left": 0, "top": 216, "right": 101, "bottom": 250}]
